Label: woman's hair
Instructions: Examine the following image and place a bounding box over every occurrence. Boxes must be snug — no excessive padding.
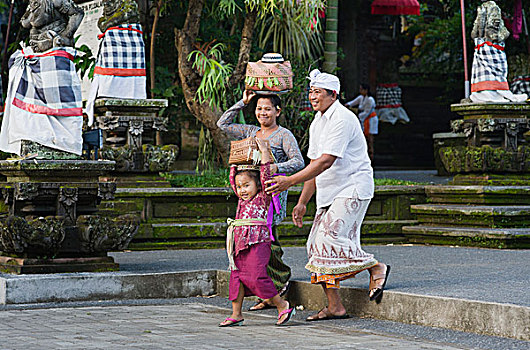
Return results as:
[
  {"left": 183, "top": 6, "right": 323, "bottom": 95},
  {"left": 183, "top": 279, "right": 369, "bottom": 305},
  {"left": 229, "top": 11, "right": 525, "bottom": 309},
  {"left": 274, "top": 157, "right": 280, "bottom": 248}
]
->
[
  {"left": 253, "top": 94, "right": 282, "bottom": 111},
  {"left": 235, "top": 169, "right": 261, "bottom": 190},
  {"left": 360, "top": 83, "right": 371, "bottom": 96}
]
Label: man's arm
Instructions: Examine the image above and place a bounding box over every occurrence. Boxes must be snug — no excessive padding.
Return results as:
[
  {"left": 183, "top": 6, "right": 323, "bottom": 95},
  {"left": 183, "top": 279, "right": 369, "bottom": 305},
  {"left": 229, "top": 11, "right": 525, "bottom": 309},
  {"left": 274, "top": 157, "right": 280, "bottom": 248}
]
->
[
  {"left": 292, "top": 177, "right": 315, "bottom": 228},
  {"left": 264, "top": 154, "right": 336, "bottom": 195}
]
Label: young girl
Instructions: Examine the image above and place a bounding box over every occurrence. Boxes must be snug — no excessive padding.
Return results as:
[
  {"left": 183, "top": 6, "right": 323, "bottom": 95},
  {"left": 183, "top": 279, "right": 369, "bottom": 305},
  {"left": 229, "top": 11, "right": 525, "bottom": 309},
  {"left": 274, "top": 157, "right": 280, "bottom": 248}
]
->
[{"left": 220, "top": 138, "right": 295, "bottom": 327}]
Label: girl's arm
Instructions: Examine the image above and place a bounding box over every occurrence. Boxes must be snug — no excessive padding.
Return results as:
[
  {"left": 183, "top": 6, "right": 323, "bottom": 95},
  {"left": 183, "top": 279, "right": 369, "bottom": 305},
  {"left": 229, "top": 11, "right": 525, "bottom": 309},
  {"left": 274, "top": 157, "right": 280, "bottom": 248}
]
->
[{"left": 229, "top": 165, "right": 238, "bottom": 195}]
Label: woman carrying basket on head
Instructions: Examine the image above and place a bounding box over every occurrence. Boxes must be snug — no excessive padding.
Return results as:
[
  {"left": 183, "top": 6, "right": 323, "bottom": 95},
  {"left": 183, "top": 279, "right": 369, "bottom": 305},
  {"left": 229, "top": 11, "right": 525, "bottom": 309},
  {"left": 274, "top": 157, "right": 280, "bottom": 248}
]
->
[{"left": 217, "top": 90, "right": 305, "bottom": 310}]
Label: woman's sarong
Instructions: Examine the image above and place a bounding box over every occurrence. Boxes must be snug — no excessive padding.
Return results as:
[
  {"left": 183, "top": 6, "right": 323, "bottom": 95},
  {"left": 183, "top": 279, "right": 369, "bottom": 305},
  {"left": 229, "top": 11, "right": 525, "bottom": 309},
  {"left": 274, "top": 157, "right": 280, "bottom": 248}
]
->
[{"left": 306, "top": 196, "right": 378, "bottom": 289}]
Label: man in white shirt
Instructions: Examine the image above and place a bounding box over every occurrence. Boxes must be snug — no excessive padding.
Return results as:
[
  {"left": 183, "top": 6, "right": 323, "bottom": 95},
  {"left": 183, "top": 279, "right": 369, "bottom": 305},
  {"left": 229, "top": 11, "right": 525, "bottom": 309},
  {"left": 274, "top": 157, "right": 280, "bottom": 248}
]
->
[{"left": 265, "top": 69, "right": 390, "bottom": 321}]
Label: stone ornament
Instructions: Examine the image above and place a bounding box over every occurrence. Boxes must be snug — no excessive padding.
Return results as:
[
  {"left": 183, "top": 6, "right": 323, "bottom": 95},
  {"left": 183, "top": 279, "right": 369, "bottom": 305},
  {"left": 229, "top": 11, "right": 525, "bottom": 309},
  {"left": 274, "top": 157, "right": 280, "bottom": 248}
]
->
[
  {"left": 0, "top": 216, "right": 66, "bottom": 255},
  {"left": 76, "top": 214, "right": 140, "bottom": 253},
  {"left": 21, "top": 0, "right": 85, "bottom": 52},
  {"left": 98, "top": 0, "right": 140, "bottom": 32}
]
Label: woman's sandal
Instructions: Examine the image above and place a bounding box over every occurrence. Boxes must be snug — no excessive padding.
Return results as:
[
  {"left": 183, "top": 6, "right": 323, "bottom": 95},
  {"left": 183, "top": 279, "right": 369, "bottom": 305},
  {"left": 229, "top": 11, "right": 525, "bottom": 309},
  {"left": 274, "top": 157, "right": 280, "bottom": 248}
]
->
[
  {"left": 369, "top": 264, "right": 391, "bottom": 303},
  {"left": 248, "top": 300, "right": 275, "bottom": 311},
  {"left": 276, "top": 305, "right": 296, "bottom": 326},
  {"left": 219, "top": 317, "right": 244, "bottom": 327}
]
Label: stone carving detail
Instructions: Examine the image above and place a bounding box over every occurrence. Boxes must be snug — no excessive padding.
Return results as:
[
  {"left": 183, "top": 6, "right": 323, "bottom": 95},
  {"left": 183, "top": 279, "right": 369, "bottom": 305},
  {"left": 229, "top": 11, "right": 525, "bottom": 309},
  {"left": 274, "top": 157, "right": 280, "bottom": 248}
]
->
[
  {"left": 14, "top": 183, "right": 39, "bottom": 201},
  {"left": 21, "top": 141, "right": 81, "bottom": 160},
  {"left": 98, "top": 182, "right": 117, "bottom": 201},
  {"left": 98, "top": 116, "right": 120, "bottom": 131},
  {"left": 153, "top": 117, "right": 168, "bottom": 132},
  {"left": 101, "top": 146, "right": 135, "bottom": 172},
  {"left": 58, "top": 187, "right": 79, "bottom": 225},
  {"left": 76, "top": 214, "right": 140, "bottom": 253},
  {"left": 98, "top": 0, "right": 140, "bottom": 32},
  {"left": 21, "top": 0, "right": 85, "bottom": 52},
  {"left": 0, "top": 216, "right": 65, "bottom": 255},
  {"left": 143, "top": 144, "right": 179, "bottom": 172},
  {"left": 477, "top": 118, "right": 496, "bottom": 133}
]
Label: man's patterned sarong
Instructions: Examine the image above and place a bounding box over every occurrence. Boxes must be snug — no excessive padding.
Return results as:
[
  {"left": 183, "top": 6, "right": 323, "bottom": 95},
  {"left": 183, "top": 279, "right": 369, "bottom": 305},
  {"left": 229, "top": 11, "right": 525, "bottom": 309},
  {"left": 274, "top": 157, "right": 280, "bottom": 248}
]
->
[{"left": 306, "top": 196, "right": 378, "bottom": 289}]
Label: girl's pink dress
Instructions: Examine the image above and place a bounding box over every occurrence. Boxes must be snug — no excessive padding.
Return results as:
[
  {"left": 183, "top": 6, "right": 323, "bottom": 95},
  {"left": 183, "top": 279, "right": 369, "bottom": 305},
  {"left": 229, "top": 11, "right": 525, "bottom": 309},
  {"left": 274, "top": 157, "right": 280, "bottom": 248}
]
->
[{"left": 228, "top": 163, "right": 278, "bottom": 300}]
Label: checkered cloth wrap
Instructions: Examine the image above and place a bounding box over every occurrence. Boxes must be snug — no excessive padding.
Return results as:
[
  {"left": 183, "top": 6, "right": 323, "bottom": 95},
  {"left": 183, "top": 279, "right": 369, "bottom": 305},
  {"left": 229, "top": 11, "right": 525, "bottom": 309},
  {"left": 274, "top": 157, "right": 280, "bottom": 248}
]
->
[
  {"left": 95, "top": 23, "right": 146, "bottom": 77},
  {"left": 9, "top": 48, "right": 82, "bottom": 117},
  {"left": 511, "top": 75, "right": 530, "bottom": 95},
  {"left": 376, "top": 84, "right": 402, "bottom": 109},
  {"left": 471, "top": 38, "right": 509, "bottom": 92}
]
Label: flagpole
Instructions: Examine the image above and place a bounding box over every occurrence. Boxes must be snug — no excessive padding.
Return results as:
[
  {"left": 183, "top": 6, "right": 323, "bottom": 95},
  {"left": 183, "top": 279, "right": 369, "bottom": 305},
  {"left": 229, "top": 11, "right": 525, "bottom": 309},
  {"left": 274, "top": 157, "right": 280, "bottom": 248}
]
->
[{"left": 460, "top": 0, "right": 470, "bottom": 98}]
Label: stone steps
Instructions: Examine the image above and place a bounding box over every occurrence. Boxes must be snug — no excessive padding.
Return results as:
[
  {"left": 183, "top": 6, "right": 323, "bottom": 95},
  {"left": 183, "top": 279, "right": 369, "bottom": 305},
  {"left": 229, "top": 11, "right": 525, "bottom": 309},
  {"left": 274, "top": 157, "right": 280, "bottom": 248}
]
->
[
  {"left": 410, "top": 204, "right": 530, "bottom": 228},
  {"left": 424, "top": 185, "right": 530, "bottom": 204},
  {"left": 128, "top": 219, "right": 417, "bottom": 250},
  {"left": 402, "top": 225, "right": 530, "bottom": 248}
]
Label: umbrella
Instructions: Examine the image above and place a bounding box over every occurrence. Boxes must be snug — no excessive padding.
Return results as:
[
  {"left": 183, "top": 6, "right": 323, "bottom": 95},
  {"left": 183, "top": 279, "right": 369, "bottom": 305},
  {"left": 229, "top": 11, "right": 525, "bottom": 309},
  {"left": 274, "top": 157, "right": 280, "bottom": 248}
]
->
[{"left": 371, "top": 0, "right": 420, "bottom": 16}]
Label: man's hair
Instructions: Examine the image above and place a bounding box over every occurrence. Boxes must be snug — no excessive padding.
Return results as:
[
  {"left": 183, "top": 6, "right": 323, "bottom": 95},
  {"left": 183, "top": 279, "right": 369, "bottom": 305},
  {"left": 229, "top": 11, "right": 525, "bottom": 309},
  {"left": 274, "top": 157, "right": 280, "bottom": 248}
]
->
[
  {"left": 235, "top": 169, "right": 261, "bottom": 190},
  {"left": 324, "top": 88, "right": 338, "bottom": 99}
]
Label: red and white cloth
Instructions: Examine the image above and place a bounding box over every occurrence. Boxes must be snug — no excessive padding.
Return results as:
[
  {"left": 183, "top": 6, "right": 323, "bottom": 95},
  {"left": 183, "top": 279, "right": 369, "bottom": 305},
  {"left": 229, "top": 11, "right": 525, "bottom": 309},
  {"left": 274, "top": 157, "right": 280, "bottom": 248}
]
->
[
  {"left": 86, "top": 23, "right": 147, "bottom": 125},
  {"left": 0, "top": 47, "right": 83, "bottom": 155}
]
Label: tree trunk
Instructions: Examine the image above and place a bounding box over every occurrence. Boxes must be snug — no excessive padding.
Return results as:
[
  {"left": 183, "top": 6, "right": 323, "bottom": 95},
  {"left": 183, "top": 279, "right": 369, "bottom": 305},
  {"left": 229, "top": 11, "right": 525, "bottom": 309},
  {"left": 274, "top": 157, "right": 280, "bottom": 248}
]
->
[
  {"left": 229, "top": 10, "right": 257, "bottom": 86},
  {"left": 150, "top": 0, "right": 163, "bottom": 96},
  {"left": 322, "top": 0, "right": 339, "bottom": 73},
  {"left": 175, "top": 0, "right": 230, "bottom": 162}
]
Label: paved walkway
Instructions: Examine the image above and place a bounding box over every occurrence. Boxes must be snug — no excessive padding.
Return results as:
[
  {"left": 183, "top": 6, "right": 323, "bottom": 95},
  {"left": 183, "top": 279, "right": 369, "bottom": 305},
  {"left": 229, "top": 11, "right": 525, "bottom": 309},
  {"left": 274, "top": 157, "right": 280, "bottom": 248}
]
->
[
  {"left": 0, "top": 302, "right": 468, "bottom": 349},
  {"left": 110, "top": 245, "right": 530, "bottom": 307}
]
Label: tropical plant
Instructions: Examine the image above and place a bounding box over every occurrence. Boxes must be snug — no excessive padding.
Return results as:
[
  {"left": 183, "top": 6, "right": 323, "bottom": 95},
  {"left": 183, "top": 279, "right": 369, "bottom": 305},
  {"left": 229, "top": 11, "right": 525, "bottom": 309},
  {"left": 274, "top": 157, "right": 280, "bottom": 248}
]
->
[
  {"left": 257, "top": 4, "right": 324, "bottom": 61},
  {"left": 176, "top": 0, "right": 326, "bottom": 163},
  {"left": 187, "top": 42, "right": 233, "bottom": 108},
  {"left": 322, "top": 0, "right": 338, "bottom": 73}
]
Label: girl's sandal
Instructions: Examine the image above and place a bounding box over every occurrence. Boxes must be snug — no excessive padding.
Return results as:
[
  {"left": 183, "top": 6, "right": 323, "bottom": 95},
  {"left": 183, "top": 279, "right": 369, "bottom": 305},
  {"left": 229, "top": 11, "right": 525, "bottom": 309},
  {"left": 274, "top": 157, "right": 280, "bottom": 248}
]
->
[
  {"left": 219, "top": 317, "right": 244, "bottom": 327},
  {"left": 276, "top": 305, "right": 296, "bottom": 326}
]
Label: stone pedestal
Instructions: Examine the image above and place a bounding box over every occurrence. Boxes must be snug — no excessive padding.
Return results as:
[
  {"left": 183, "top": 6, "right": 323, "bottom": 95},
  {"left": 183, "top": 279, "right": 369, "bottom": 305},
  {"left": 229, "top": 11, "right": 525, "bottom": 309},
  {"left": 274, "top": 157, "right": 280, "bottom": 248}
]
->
[
  {"left": 0, "top": 159, "right": 139, "bottom": 274},
  {"left": 94, "top": 98, "right": 179, "bottom": 177},
  {"left": 435, "top": 103, "right": 530, "bottom": 181}
]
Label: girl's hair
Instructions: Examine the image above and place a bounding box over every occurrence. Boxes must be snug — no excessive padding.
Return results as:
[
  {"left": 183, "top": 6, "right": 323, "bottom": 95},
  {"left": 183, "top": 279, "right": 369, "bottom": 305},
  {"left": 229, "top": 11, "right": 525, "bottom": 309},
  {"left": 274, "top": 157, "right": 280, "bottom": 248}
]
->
[
  {"left": 235, "top": 169, "right": 261, "bottom": 190},
  {"left": 360, "top": 83, "right": 371, "bottom": 96}
]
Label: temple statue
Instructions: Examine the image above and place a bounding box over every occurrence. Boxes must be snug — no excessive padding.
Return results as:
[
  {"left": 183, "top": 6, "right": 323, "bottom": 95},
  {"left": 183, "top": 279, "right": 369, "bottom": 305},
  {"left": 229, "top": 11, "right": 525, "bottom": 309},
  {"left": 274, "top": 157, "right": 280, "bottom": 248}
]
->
[
  {"left": 470, "top": 0, "right": 528, "bottom": 103},
  {"left": 21, "top": 0, "right": 84, "bottom": 53},
  {"left": 86, "top": 0, "right": 147, "bottom": 125},
  {"left": 0, "top": 0, "right": 84, "bottom": 157}
]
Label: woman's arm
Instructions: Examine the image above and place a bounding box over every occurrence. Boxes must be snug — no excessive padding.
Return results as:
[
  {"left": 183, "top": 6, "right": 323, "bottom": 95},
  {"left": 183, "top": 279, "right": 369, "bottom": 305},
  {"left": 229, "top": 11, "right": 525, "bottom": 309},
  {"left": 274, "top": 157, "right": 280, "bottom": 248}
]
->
[
  {"left": 216, "top": 100, "right": 250, "bottom": 140},
  {"left": 345, "top": 95, "right": 362, "bottom": 107},
  {"left": 276, "top": 129, "right": 305, "bottom": 174},
  {"left": 229, "top": 165, "right": 238, "bottom": 195}
]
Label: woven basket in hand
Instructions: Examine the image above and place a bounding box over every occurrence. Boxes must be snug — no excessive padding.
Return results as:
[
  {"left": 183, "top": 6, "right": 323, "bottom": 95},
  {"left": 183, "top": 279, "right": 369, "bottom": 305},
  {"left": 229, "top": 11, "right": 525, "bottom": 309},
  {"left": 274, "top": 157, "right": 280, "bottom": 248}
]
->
[{"left": 228, "top": 137, "right": 259, "bottom": 165}]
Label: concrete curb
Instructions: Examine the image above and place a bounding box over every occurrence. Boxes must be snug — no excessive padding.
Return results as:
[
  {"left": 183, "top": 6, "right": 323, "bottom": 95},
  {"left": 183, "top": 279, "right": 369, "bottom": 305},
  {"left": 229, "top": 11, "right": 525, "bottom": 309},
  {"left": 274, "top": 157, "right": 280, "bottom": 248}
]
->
[
  {"left": 1, "top": 270, "right": 528, "bottom": 341},
  {"left": 0, "top": 270, "right": 216, "bottom": 304}
]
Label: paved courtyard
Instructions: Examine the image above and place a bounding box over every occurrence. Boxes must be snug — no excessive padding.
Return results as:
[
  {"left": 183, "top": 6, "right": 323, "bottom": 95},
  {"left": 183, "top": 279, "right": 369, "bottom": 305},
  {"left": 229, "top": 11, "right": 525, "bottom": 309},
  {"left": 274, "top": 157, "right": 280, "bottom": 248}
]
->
[{"left": 0, "top": 302, "right": 468, "bottom": 350}]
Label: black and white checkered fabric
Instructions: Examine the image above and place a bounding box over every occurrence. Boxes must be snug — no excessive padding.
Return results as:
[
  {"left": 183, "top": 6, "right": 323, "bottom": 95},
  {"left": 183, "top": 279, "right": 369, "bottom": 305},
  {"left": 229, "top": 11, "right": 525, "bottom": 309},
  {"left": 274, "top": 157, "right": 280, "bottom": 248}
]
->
[
  {"left": 96, "top": 23, "right": 145, "bottom": 71},
  {"left": 10, "top": 48, "right": 82, "bottom": 114},
  {"left": 376, "top": 84, "right": 402, "bottom": 108},
  {"left": 471, "top": 38, "right": 508, "bottom": 88},
  {"left": 511, "top": 75, "right": 530, "bottom": 95}
]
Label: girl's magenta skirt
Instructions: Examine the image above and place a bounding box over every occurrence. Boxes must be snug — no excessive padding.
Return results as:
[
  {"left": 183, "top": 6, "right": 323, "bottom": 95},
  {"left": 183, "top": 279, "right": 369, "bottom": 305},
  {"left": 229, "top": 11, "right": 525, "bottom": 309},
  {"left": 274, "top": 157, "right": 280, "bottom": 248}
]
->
[{"left": 229, "top": 242, "right": 278, "bottom": 301}]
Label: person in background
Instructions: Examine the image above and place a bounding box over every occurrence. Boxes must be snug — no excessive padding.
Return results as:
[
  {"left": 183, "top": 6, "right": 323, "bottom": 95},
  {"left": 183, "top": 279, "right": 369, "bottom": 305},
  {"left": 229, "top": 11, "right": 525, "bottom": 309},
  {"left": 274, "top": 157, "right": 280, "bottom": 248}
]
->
[{"left": 345, "top": 83, "right": 378, "bottom": 161}]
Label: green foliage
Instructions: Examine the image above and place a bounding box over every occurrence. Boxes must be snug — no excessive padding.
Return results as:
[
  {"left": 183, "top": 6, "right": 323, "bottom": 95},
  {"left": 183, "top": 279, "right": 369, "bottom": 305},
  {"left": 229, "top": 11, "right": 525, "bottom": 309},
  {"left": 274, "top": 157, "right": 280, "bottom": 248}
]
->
[
  {"left": 164, "top": 169, "right": 230, "bottom": 188},
  {"left": 196, "top": 126, "right": 217, "bottom": 174},
  {"left": 257, "top": 5, "right": 324, "bottom": 61},
  {"left": 187, "top": 43, "right": 233, "bottom": 108},
  {"left": 73, "top": 37, "right": 96, "bottom": 80}
]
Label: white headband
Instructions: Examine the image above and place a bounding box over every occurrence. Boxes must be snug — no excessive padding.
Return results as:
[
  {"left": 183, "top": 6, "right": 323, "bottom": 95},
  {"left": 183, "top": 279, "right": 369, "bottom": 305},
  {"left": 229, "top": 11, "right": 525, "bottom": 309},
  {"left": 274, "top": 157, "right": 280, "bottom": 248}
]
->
[{"left": 308, "top": 69, "right": 340, "bottom": 94}]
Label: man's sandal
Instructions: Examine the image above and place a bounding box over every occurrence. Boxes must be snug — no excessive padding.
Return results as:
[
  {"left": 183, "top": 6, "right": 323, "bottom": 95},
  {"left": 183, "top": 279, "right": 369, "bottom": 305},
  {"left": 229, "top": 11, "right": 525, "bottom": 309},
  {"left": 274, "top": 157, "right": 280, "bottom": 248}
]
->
[
  {"left": 369, "top": 264, "right": 391, "bottom": 303},
  {"left": 219, "top": 317, "right": 244, "bottom": 327}
]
